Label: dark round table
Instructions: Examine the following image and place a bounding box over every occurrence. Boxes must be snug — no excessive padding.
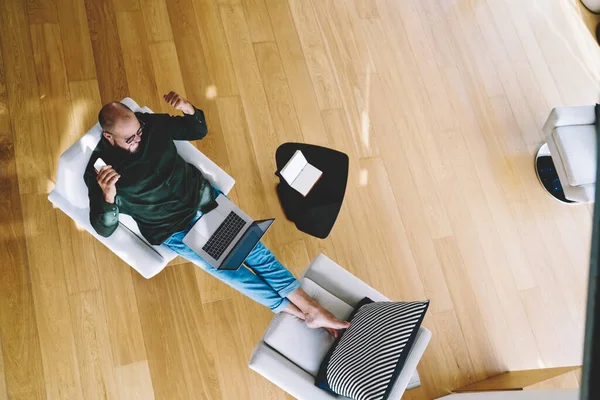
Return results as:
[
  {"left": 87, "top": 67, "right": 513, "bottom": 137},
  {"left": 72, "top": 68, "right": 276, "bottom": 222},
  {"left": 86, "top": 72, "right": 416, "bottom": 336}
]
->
[{"left": 275, "top": 143, "right": 349, "bottom": 239}]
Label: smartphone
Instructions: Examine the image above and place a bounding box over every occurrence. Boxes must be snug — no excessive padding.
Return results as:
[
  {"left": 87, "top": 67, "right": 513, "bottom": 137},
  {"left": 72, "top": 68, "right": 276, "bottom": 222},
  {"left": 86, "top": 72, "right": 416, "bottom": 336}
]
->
[{"left": 93, "top": 158, "right": 107, "bottom": 173}]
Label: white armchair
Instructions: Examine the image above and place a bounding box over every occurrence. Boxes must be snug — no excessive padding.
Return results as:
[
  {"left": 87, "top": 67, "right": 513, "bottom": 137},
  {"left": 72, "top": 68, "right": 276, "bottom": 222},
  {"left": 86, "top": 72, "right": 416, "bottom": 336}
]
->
[
  {"left": 249, "top": 254, "right": 432, "bottom": 399},
  {"left": 47, "top": 98, "right": 235, "bottom": 279},
  {"left": 539, "top": 105, "right": 598, "bottom": 203}
]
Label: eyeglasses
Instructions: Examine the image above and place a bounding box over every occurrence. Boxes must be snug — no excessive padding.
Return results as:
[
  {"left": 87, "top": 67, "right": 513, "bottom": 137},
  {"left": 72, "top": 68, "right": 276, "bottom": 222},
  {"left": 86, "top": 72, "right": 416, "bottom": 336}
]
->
[
  {"left": 124, "top": 120, "right": 145, "bottom": 145},
  {"left": 104, "top": 119, "right": 145, "bottom": 145}
]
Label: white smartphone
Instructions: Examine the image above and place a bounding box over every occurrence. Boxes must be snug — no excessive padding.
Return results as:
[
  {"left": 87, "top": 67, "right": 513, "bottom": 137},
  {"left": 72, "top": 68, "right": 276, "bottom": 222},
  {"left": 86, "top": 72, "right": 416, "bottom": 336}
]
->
[{"left": 93, "top": 158, "right": 107, "bottom": 173}]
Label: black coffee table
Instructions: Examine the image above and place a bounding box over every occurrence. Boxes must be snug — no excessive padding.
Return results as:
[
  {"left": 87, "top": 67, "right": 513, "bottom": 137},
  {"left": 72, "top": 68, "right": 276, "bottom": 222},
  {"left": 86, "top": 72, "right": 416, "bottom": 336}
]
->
[{"left": 275, "top": 143, "right": 349, "bottom": 239}]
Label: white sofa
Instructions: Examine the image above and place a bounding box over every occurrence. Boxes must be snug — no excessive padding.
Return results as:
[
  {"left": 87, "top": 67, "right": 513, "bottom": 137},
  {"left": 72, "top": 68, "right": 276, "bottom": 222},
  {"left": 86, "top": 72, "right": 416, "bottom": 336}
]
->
[
  {"left": 542, "top": 105, "right": 597, "bottom": 203},
  {"left": 249, "top": 254, "right": 432, "bottom": 400},
  {"left": 47, "top": 98, "right": 235, "bottom": 279}
]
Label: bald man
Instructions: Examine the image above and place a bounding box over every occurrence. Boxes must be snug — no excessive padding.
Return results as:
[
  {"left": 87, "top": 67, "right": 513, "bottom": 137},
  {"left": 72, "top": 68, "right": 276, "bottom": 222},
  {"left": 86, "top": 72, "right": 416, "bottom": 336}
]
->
[{"left": 84, "top": 92, "right": 349, "bottom": 336}]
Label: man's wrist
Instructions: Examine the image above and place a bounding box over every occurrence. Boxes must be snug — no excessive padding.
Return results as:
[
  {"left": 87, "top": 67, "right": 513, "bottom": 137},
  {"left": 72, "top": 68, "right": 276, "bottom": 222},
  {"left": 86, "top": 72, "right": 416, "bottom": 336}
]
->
[
  {"left": 104, "top": 195, "right": 115, "bottom": 204},
  {"left": 182, "top": 104, "right": 196, "bottom": 115}
]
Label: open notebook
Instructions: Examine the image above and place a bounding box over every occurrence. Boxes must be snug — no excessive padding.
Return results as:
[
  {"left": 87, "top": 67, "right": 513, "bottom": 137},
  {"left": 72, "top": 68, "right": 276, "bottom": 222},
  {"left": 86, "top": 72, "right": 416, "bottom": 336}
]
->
[{"left": 280, "top": 150, "right": 323, "bottom": 196}]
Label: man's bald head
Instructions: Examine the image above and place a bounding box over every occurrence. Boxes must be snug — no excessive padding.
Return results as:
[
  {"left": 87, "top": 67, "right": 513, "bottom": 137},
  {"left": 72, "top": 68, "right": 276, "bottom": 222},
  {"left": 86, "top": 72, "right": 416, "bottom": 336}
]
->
[
  {"left": 98, "top": 102, "right": 135, "bottom": 134},
  {"left": 99, "top": 102, "right": 143, "bottom": 153}
]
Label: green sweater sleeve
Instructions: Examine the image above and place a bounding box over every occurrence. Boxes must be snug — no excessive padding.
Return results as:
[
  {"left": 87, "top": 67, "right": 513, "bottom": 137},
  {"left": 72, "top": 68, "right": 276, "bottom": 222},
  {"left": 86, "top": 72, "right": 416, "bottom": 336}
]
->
[
  {"left": 85, "top": 167, "right": 119, "bottom": 237},
  {"left": 138, "top": 107, "right": 208, "bottom": 141}
]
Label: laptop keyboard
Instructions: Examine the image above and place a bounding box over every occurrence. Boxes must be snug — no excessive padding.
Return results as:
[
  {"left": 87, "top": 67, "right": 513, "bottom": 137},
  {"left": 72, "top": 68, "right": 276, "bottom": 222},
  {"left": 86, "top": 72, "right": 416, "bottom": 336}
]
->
[{"left": 202, "top": 212, "right": 246, "bottom": 260}]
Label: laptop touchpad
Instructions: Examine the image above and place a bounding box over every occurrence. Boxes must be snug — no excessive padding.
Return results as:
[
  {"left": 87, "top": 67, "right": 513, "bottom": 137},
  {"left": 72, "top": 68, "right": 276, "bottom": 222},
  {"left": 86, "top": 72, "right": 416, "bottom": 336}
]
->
[{"left": 195, "top": 211, "right": 225, "bottom": 238}]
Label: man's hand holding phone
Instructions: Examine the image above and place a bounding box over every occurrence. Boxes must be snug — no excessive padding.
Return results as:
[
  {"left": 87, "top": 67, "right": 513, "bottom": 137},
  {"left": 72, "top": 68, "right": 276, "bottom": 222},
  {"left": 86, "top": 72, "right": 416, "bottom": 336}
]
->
[{"left": 95, "top": 158, "right": 120, "bottom": 204}]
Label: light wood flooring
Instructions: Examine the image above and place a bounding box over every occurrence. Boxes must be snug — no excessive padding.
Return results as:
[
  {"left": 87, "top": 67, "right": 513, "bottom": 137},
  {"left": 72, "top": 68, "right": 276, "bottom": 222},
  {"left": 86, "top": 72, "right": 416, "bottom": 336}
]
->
[{"left": 1, "top": 0, "right": 599, "bottom": 398}]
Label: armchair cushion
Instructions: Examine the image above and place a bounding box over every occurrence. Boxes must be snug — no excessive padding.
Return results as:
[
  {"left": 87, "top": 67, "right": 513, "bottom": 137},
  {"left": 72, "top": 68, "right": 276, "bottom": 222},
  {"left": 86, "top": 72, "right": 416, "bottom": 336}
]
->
[
  {"left": 315, "top": 298, "right": 430, "bottom": 400},
  {"left": 263, "top": 278, "right": 354, "bottom": 377},
  {"left": 552, "top": 124, "right": 597, "bottom": 186}
]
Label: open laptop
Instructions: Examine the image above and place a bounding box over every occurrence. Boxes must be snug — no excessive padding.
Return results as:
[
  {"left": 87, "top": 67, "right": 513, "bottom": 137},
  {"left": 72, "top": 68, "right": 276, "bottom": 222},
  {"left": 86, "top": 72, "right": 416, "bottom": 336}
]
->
[{"left": 182, "top": 194, "right": 274, "bottom": 270}]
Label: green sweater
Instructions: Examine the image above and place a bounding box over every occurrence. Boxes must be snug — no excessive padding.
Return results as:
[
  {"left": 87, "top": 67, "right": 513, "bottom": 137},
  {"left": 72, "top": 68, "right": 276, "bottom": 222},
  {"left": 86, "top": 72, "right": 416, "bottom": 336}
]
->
[{"left": 84, "top": 107, "right": 215, "bottom": 245}]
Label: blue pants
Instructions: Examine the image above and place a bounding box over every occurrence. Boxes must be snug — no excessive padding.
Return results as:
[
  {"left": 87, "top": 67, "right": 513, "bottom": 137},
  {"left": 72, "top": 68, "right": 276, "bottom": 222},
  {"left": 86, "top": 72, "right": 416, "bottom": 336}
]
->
[{"left": 163, "top": 202, "right": 301, "bottom": 313}]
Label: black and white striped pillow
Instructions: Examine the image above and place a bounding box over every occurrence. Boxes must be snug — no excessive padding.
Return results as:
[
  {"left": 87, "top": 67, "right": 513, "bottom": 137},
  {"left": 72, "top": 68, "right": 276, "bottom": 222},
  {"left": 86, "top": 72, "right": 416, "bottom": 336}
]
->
[{"left": 315, "top": 297, "right": 429, "bottom": 400}]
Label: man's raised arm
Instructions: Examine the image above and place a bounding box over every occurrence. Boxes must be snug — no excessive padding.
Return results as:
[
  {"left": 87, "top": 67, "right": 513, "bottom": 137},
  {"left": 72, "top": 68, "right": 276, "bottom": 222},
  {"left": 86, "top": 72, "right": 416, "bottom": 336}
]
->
[{"left": 162, "top": 91, "right": 208, "bottom": 141}]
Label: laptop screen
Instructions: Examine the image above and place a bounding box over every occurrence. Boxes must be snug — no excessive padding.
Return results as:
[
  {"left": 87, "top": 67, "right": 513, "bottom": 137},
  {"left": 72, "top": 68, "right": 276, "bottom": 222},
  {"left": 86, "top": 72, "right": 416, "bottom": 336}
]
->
[{"left": 219, "top": 219, "right": 274, "bottom": 270}]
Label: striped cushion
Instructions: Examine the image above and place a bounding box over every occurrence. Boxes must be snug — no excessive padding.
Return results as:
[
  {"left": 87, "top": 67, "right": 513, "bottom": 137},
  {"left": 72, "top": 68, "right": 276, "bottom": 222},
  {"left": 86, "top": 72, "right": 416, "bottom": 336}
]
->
[{"left": 315, "top": 298, "right": 430, "bottom": 400}]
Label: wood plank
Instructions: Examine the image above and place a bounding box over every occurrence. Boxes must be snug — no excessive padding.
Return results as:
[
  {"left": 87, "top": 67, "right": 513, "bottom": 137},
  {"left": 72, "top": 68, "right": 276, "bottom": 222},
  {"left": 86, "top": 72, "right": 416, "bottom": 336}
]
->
[
  {"left": 54, "top": 210, "right": 101, "bottom": 295},
  {"left": 26, "top": 0, "right": 59, "bottom": 23},
  {"left": 219, "top": 4, "right": 304, "bottom": 247},
  {"left": 520, "top": 287, "right": 579, "bottom": 367},
  {"left": 0, "top": 336, "right": 6, "bottom": 400},
  {"left": 483, "top": 0, "right": 552, "bottom": 128},
  {"left": 431, "top": 127, "right": 542, "bottom": 368},
  {"left": 358, "top": 20, "right": 453, "bottom": 239},
  {"left": 382, "top": 0, "right": 458, "bottom": 132},
  {"left": 85, "top": 0, "right": 130, "bottom": 102},
  {"left": 413, "top": 0, "right": 539, "bottom": 293},
  {"left": 56, "top": 0, "right": 97, "bottom": 81},
  {"left": 513, "top": 0, "right": 599, "bottom": 106},
  {"left": 166, "top": 0, "right": 232, "bottom": 170},
  {"left": 69, "top": 290, "right": 118, "bottom": 400},
  {"left": 455, "top": 366, "right": 582, "bottom": 392},
  {"left": 194, "top": 257, "right": 236, "bottom": 305},
  {"left": 148, "top": 41, "right": 187, "bottom": 114},
  {"left": 324, "top": 0, "right": 375, "bottom": 77},
  {"left": 273, "top": 238, "right": 311, "bottom": 280},
  {"left": 115, "top": 10, "right": 161, "bottom": 111},
  {"left": 253, "top": 41, "right": 304, "bottom": 144},
  {"left": 242, "top": 0, "right": 275, "bottom": 42},
  {"left": 216, "top": 96, "right": 270, "bottom": 220},
  {"left": 29, "top": 23, "right": 102, "bottom": 295},
  {"left": 265, "top": 0, "right": 330, "bottom": 147},
  {"left": 354, "top": 0, "right": 379, "bottom": 19},
  {"left": 0, "top": 46, "right": 46, "bottom": 399},
  {"left": 191, "top": 0, "right": 239, "bottom": 97},
  {"left": 231, "top": 293, "right": 287, "bottom": 400},
  {"left": 164, "top": 265, "right": 223, "bottom": 400},
  {"left": 317, "top": 108, "right": 372, "bottom": 281},
  {"left": 312, "top": 0, "right": 380, "bottom": 159},
  {"left": 21, "top": 194, "right": 84, "bottom": 399},
  {"left": 67, "top": 79, "right": 103, "bottom": 135},
  {"left": 462, "top": 1, "right": 541, "bottom": 147},
  {"left": 288, "top": 0, "right": 342, "bottom": 110},
  {"left": 433, "top": 0, "right": 585, "bottom": 352},
  {"left": 130, "top": 271, "right": 189, "bottom": 399},
  {"left": 114, "top": 361, "right": 155, "bottom": 400},
  {"left": 112, "top": 0, "right": 139, "bottom": 12},
  {"left": 204, "top": 299, "right": 253, "bottom": 399},
  {"left": 431, "top": 310, "right": 478, "bottom": 391},
  {"left": 29, "top": 23, "right": 74, "bottom": 176},
  {"left": 0, "top": 0, "right": 53, "bottom": 195},
  {"left": 434, "top": 236, "right": 503, "bottom": 381},
  {"left": 139, "top": 0, "right": 173, "bottom": 43},
  {"left": 133, "top": 266, "right": 222, "bottom": 399},
  {"left": 498, "top": 0, "right": 563, "bottom": 109},
  {"left": 94, "top": 242, "right": 147, "bottom": 367},
  {"left": 360, "top": 156, "right": 450, "bottom": 306}
]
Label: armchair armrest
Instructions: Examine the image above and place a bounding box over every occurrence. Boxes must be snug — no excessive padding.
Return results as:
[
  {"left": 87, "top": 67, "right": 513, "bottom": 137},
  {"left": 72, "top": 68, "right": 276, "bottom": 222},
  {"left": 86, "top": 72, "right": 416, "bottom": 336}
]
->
[
  {"left": 542, "top": 106, "right": 596, "bottom": 137},
  {"left": 249, "top": 341, "right": 342, "bottom": 400},
  {"left": 48, "top": 190, "right": 167, "bottom": 279}
]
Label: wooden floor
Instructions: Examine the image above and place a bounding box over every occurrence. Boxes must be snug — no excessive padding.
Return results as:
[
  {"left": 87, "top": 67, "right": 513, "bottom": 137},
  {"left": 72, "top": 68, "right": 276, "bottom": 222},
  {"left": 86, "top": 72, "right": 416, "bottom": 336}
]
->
[{"left": 1, "top": 0, "right": 599, "bottom": 398}]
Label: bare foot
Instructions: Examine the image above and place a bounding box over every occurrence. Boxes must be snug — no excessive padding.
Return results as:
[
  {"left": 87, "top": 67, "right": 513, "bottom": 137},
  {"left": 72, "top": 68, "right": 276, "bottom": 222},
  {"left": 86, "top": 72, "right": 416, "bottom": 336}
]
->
[{"left": 304, "top": 305, "right": 350, "bottom": 332}]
